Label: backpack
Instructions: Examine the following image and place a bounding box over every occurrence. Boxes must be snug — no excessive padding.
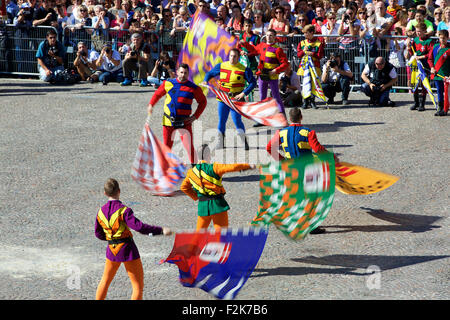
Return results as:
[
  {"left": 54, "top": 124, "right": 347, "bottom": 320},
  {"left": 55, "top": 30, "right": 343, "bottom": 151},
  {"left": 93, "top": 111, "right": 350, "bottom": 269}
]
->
[{"left": 50, "top": 67, "right": 81, "bottom": 85}]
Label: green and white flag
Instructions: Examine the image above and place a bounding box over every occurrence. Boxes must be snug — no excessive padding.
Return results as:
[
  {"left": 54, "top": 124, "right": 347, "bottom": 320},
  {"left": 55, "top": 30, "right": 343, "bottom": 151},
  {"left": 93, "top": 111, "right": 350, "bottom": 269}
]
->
[{"left": 252, "top": 153, "right": 336, "bottom": 240}]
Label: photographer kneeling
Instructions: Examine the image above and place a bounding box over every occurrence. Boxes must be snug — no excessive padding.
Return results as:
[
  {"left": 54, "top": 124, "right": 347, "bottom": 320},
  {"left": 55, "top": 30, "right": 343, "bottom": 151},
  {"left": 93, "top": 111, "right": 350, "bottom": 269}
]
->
[
  {"left": 361, "top": 56, "right": 397, "bottom": 107},
  {"left": 147, "top": 51, "right": 176, "bottom": 88},
  {"left": 321, "top": 51, "right": 353, "bottom": 105}
]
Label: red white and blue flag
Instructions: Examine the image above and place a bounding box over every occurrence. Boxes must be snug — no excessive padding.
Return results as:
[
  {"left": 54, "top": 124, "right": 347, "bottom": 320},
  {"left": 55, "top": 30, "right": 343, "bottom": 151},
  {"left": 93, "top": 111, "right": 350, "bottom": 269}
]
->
[
  {"left": 131, "top": 121, "right": 186, "bottom": 196},
  {"left": 204, "top": 84, "right": 288, "bottom": 127},
  {"left": 161, "top": 227, "right": 268, "bottom": 299}
]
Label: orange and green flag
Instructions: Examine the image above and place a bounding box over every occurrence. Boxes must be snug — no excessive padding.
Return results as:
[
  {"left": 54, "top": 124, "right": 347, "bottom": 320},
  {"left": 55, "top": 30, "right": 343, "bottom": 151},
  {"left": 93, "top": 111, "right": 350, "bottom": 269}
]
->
[{"left": 251, "top": 153, "right": 336, "bottom": 240}]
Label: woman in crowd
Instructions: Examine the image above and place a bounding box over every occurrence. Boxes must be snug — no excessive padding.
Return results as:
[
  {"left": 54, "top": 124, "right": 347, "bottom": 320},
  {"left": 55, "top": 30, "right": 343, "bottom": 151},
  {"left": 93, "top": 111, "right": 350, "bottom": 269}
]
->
[
  {"left": 268, "top": 6, "right": 290, "bottom": 36},
  {"left": 252, "top": 9, "right": 268, "bottom": 36}
]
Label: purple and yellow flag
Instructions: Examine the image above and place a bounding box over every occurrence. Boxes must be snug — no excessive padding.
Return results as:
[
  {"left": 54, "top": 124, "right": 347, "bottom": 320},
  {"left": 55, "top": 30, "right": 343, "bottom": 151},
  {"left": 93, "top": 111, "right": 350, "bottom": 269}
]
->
[{"left": 177, "top": 12, "right": 237, "bottom": 95}]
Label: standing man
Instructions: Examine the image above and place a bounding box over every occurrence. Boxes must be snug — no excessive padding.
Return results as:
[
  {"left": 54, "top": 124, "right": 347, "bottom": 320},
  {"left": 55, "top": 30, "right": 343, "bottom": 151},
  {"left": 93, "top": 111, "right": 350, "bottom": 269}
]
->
[
  {"left": 202, "top": 48, "right": 256, "bottom": 150},
  {"left": 121, "top": 33, "right": 151, "bottom": 87},
  {"left": 406, "top": 22, "right": 435, "bottom": 112},
  {"left": 361, "top": 57, "right": 397, "bottom": 107},
  {"left": 266, "top": 107, "right": 339, "bottom": 234},
  {"left": 35, "top": 29, "right": 65, "bottom": 83},
  {"left": 429, "top": 30, "right": 450, "bottom": 116},
  {"left": 239, "top": 29, "right": 290, "bottom": 122},
  {"left": 147, "top": 64, "right": 207, "bottom": 165}
]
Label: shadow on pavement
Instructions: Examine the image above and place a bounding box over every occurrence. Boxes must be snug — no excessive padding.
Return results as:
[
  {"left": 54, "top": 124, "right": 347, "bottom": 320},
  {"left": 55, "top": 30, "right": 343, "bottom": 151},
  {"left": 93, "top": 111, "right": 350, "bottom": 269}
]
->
[
  {"left": 324, "top": 207, "right": 442, "bottom": 234},
  {"left": 252, "top": 254, "right": 450, "bottom": 277}
]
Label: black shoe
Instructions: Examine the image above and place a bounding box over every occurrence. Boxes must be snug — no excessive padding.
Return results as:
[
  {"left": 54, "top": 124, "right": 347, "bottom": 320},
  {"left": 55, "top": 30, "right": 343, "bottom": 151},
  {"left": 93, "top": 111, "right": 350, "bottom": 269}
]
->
[
  {"left": 327, "top": 98, "right": 335, "bottom": 105},
  {"left": 311, "top": 100, "right": 318, "bottom": 109},
  {"left": 418, "top": 105, "right": 425, "bottom": 112},
  {"left": 386, "top": 100, "right": 395, "bottom": 107},
  {"left": 310, "top": 227, "right": 326, "bottom": 234},
  {"left": 342, "top": 99, "right": 349, "bottom": 105}
]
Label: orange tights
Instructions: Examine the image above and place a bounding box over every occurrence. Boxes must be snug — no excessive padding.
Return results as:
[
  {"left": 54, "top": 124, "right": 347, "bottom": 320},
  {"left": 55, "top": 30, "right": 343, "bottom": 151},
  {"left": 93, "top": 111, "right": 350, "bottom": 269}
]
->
[
  {"left": 96, "top": 258, "right": 144, "bottom": 300},
  {"left": 196, "top": 211, "right": 229, "bottom": 231}
]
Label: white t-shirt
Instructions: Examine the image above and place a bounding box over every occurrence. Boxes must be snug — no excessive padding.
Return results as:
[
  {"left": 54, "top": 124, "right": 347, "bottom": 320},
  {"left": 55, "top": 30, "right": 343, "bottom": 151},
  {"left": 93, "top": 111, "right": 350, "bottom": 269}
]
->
[
  {"left": 98, "top": 50, "right": 122, "bottom": 72},
  {"left": 322, "top": 61, "right": 351, "bottom": 83},
  {"left": 362, "top": 64, "right": 398, "bottom": 79}
]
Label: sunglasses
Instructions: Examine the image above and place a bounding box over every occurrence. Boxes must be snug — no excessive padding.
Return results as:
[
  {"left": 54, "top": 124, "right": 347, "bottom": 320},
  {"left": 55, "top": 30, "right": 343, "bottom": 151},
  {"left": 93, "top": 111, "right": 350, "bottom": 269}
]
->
[
  {"left": 80, "top": 9, "right": 87, "bottom": 12},
  {"left": 298, "top": 19, "right": 305, "bottom": 22}
]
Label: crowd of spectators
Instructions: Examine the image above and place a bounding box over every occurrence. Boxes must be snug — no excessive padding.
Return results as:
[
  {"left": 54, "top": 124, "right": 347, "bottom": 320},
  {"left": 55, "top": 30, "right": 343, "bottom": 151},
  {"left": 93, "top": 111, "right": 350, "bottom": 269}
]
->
[{"left": 2, "top": 0, "right": 449, "bottom": 88}]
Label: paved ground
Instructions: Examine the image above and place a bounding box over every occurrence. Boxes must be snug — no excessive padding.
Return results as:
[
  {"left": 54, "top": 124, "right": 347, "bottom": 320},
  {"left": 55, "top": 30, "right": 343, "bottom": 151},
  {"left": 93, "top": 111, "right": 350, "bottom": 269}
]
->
[{"left": 0, "top": 78, "right": 448, "bottom": 301}]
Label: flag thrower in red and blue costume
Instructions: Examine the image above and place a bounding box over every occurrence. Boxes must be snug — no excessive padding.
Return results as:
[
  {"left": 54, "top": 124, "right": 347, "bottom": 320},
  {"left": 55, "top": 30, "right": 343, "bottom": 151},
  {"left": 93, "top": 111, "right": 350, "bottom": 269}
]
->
[
  {"left": 177, "top": 11, "right": 237, "bottom": 97},
  {"left": 131, "top": 119, "right": 187, "bottom": 196},
  {"left": 161, "top": 227, "right": 268, "bottom": 300}
]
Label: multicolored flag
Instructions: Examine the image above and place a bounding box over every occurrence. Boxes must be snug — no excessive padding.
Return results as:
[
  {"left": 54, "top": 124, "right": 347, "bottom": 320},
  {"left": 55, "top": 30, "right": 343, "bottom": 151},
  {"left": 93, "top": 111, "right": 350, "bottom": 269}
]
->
[
  {"left": 299, "top": 56, "right": 326, "bottom": 102},
  {"left": 335, "top": 161, "right": 399, "bottom": 195},
  {"left": 408, "top": 57, "right": 437, "bottom": 109},
  {"left": 131, "top": 121, "right": 187, "bottom": 196},
  {"left": 252, "top": 153, "right": 336, "bottom": 240},
  {"left": 178, "top": 12, "right": 237, "bottom": 96},
  {"left": 205, "top": 84, "right": 288, "bottom": 127},
  {"left": 161, "top": 227, "right": 268, "bottom": 300}
]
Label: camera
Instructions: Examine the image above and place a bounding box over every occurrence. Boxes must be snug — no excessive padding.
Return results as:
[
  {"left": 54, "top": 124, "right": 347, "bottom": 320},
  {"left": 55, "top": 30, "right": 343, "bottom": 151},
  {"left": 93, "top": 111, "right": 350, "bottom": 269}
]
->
[
  {"left": 105, "top": 48, "right": 111, "bottom": 54},
  {"left": 344, "top": 14, "right": 350, "bottom": 21},
  {"left": 81, "top": 50, "right": 87, "bottom": 56},
  {"left": 130, "top": 51, "right": 137, "bottom": 56},
  {"left": 329, "top": 60, "right": 337, "bottom": 68}
]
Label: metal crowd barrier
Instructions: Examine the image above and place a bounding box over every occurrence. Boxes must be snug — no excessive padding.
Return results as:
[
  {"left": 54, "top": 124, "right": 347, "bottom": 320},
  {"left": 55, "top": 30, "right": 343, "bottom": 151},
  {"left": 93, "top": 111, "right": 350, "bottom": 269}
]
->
[{"left": 0, "top": 23, "right": 437, "bottom": 92}]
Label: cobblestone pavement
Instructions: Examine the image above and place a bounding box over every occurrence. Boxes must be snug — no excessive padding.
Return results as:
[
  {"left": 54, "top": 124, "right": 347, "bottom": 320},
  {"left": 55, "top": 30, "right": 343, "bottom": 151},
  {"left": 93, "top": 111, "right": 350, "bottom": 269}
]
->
[{"left": 0, "top": 79, "right": 448, "bottom": 300}]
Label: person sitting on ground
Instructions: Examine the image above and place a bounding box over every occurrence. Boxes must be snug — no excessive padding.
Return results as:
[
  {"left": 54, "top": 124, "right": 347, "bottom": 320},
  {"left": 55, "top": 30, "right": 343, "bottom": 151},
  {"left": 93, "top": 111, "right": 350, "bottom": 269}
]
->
[
  {"left": 36, "top": 29, "right": 66, "bottom": 83},
  {"left": 73, "top": 41, "right": 99, "bottom": 82},
  {"left": 121, "top": 33, "right": 151, "bottom": 87}
]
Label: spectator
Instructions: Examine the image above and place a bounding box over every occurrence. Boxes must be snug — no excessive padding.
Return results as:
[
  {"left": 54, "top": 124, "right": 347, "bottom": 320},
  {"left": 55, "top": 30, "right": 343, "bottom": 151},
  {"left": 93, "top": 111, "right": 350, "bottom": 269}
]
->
[
  {"left": 361, "top": 56, "right": 397, "bottom": 107},
  {"left": 292, "top": 13, "right": 308, "bottom": 35},
  {"left": 6, "top": 0, "right": 19, "bottom": 21},
  {"left": 147, "top": 51, "right": 176, "bottom": 87},
  {"left": 295, "top": 0, "right": 315, "bottom": 24},
  {"left": 248, "top": 0, "right": 271, "bottom": 23},
  {"left": 386, "top": 0, "right": 402, "bottom": 22},
  {"left": 131, "top": 0, "right": 146, "bottom": 13},
  {"left": 66, "top": 4, "right": 92, "bottom": 30},
  {"left": 329, "top": 0, "right": 346, "bottom": 21},
  {"left": 91, "top": 5, "right": 110, "bottom": 52},
  {"left": 216, "top": 5, "right": 230, "bottom": 25},
  {"left": 32, "top": 0, "right": 58, "bottom": 28},
  {"left": 433, "top": 8, "right": 444, "bottom": 31},
  {"left": 108, "top": 0, "right": 122, "bottom": 18},
  {"left": 437, "top": 7, "right": 450, "bottom": 32},
  {"left": 393, "top": 9, "right": 408, "bottom": 35},
  {"left": 321, "top": 51, "right": 353, "bottom": 105},
  {"left": 210, "top": 0, "right": 222, "bottom": 18},
  {"left": 269, "top": 6, "right": 290, "bottom": 36},
  {"left": 321, "top": 11, "right": 339, "bottom": 45},
  {"left": 157, "top": 8, "right": 176, "bottom": 55},
  {"left": 337, "top": 4, "right": 360, "bottom": 50},
  {"left": 94, "top": 43, "right": 123, "bottom": 85},
  {"left": 373, "top": 1, "right": 394, "bottom": 39},
  {"left": 13, "top": 1, "right": 35, "bottom": 73},
  {"left": 280, "top": 1, "right": 295, "bottom": 29},
  {"left": 252, "top": 9, "right": 268, "bottom": 36},
  {"left": 311, "top": 4, "right": 327, "bottom": 34},
  {"left": 279, "top": 64, "right": 302, "bottom": 108},
  {"left": 73, "top": 41, "right": 99, "bottom": 82},
  {"left": 387, "top": 26, "right": 407, "bottom": 70},
  {"left": 121, "top": 32, "right": 151, "bottom": 87},
  {"left": 406, "top": 7, "right": 434, "bottom": 38},
  {"left": 227, "top": 4, "right": 245, "bottom": 33},
  {"left": 243, "top": 7, "right": 254, "bottom": 22},
  {"left": 36, "top": 29, "right": 66, "bottom": 82},
  {"left": 170, "top": 5, "right": 191, "bottom": 36}
]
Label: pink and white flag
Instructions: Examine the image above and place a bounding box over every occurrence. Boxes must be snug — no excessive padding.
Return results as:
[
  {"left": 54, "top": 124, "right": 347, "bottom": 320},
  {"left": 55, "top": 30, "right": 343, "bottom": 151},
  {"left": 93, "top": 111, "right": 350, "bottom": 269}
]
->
[
  {"left": 131, "top": 121, "right": 187, "bottom": 196},
  {"left": 205, "top": 85, "right": 288, "bottom": 127}
]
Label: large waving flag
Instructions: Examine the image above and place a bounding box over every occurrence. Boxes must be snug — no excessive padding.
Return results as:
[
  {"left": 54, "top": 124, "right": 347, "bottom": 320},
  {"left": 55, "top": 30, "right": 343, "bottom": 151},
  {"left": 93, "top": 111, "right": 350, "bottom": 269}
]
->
[
  {"left": 131, "top": 121, "right": 187, "bottom": 196},
  {"left": 178, "top": 12, "right": 237, "bottom": 96},
  {"left": 335, "top": 162, "right": 399, "bottom": 195},
  {"left": 299, "top": 56, "right": 326, "bottom": 102},
  {"left": 161, "top": 227, "right": 268, "bottom": 300},
  {"left": 252, "top": 153, "right": 335, "bottom": 240},
  {"left": 408, "top": 57, "right": 437, "bottom": 109},
  {"left": 205, "top": 84, "right": 288, "bottom": 127}
]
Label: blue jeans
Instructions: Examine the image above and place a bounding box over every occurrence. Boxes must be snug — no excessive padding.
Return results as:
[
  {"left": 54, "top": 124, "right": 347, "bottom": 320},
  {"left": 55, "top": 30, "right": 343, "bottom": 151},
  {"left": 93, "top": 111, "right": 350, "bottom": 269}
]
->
[
  {"left": 38, "top": 65, "right": 64, "bottom": 82},
  {"left": 98, "top": 69, "right": 124, "bottom": 84},
  {"left": 361, "top": 83, "right": 390, "bottom": 105},
  {"left": 146, "top": 76, "right": 164, "bottom": 86},
  {"left": 217, "top": 101, "right": 245, "bottom": 134}
]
